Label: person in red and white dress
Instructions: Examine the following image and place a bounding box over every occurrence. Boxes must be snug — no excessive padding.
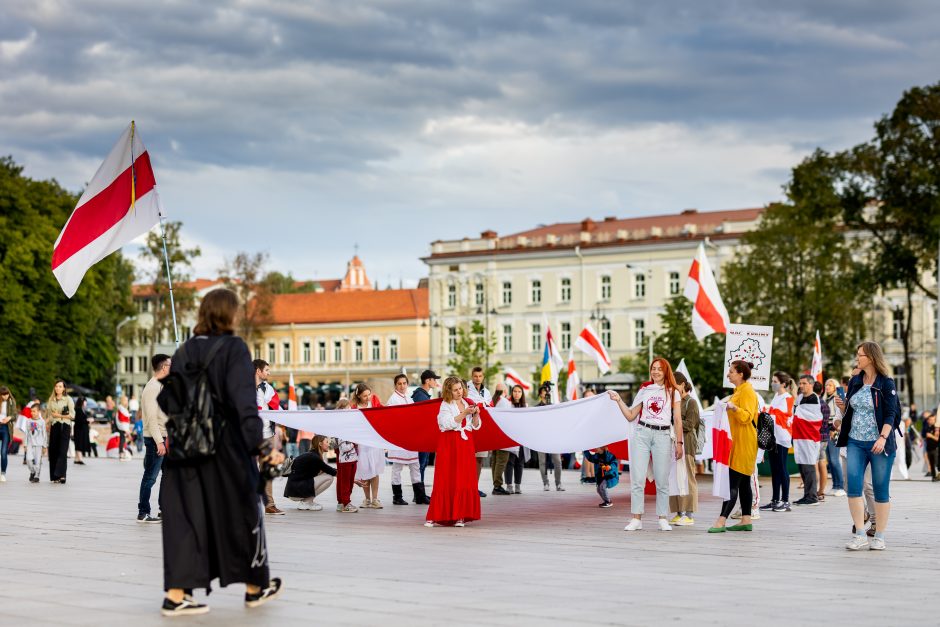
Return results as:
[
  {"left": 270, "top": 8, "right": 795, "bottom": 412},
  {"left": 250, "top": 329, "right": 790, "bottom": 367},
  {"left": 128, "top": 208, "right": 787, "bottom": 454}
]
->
[
  {"left": 386, "top": 374, "right": 430, "bottom": 505},
  {"left": 352, "top": 383, "right": 386, "bottom": 509},
  {"left": 426, "top": 377, "right": 481, "bottom": 527}
]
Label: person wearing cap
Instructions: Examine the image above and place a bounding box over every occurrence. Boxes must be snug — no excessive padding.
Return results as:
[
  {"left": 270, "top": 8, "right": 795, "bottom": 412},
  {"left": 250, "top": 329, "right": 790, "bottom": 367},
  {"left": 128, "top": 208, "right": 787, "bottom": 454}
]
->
[{"left": 412, "top": 369, "right": 440, "bottom": 484}]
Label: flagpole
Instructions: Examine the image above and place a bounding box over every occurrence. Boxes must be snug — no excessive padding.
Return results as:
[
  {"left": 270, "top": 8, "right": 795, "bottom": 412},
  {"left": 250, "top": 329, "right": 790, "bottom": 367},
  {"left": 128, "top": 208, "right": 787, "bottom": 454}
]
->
[{"left": 159, "top": 212, "right": 181, "bottom": 348}]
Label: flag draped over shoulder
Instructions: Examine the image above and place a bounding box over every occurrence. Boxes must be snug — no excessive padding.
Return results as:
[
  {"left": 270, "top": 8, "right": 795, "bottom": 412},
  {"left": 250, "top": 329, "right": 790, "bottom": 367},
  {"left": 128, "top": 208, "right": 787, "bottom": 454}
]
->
[
  {"left": 575, "top": 324, "right": 611, "bottom": 374},
  {"left": 683, "top": 242, "right": 730, "bottom": 339},
  {"left": 793, "top": 399, "right": 823, "bottom": 465},
  {"left": 52, "top": 122, "right": 162, "bottom": 298},
  {"left": 768, "top": 393, "right": 794, "bottom": 449}
]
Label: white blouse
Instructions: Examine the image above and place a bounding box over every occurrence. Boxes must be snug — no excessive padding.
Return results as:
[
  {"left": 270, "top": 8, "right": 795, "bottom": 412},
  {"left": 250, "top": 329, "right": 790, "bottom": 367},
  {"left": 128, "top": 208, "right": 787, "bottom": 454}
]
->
[{"left": 437, "top": 399, "right": 481, "bottom": 439}]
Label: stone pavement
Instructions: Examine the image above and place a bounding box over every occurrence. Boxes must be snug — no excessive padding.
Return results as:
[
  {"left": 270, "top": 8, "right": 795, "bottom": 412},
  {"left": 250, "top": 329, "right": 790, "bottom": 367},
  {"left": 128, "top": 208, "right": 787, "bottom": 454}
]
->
[{"left": 0, "top": 457, "right": 937, "bottom": 626}]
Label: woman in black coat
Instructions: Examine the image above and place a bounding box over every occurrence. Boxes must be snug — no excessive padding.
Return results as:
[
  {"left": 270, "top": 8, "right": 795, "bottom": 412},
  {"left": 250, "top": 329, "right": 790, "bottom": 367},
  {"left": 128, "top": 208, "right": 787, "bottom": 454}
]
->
[{"left": 158, "top": 288, "right": 285, "bottom": 617}]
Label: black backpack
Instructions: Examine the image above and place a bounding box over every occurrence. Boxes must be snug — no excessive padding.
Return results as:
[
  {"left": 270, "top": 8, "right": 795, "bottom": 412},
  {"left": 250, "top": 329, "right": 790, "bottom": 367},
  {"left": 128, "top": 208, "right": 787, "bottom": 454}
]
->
[
  {"left": 157, "top": 337, "right": 229, "bottom": 462},
  {"left": 755, "top": 410, "right": 776, "bottom": 451}
]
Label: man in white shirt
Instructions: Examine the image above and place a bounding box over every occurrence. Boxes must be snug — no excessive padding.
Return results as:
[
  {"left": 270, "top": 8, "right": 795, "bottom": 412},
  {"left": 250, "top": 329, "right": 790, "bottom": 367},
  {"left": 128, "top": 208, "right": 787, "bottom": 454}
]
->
[
  {"left": 138, "top": 354, "right": 171, "bottom": 523},
  {"left": 466, "top": 367, "right": 491, "bottom": 499},
  {"left": 254, "top": 359, "right": 284, "bottom": 516},
  {"left": 386, "top": 374, "right": 429, "bottom": 504}
]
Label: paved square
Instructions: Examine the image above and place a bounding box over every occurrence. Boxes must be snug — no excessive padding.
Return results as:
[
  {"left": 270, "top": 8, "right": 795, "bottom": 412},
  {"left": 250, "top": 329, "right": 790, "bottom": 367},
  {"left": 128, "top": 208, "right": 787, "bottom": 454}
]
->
[{"left": 0, "top": 457, "right": 936, "bottom": 626}]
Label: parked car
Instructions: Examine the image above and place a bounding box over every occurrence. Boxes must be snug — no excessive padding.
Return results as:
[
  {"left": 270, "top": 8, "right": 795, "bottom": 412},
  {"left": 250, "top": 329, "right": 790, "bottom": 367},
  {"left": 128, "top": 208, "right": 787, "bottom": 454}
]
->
[{"left": 82, "top": 398, "right": 109, "bottom": 423}]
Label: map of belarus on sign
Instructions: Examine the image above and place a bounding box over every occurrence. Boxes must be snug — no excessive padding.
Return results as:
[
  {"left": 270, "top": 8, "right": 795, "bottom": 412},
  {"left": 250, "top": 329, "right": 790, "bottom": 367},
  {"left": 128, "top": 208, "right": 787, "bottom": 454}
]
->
[{"left": 723, "top": 323, "right": 774, "bottom": 391}]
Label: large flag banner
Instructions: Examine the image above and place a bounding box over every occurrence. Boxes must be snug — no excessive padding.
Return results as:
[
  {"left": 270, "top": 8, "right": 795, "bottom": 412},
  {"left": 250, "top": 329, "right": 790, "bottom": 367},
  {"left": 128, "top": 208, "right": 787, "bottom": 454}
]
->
[
  {"left": 52, "top": 122, "right": 162, "bottom": 298},
  {"left": 287, "top": 373, "right": 298, "bottom": 411},
  {"left": 793, "top": 400, "right": 823, "bottom": 465},
  {"left": 811, "top": 331, "right": 823, "bottom": 384},
  {"left": 711, "top": 399, "right": 732, "bottom": 500},
  {"left": 723, "top": 323, "right": 774, "bottom": 390},
  {"left": 264, "top": 393, "right": 628, "bottom": 455},
  {"left": 504, "top": 367, "right": 532, "bottom": 393},
  {"left": 683, "top": 242, "right": 730, "bottom": 339},
  {"left": 565, "top": 351, "right": 580, "bottom": 401},
  {"left": 574, "top": 324, "right": 611, "bottom": 374}
]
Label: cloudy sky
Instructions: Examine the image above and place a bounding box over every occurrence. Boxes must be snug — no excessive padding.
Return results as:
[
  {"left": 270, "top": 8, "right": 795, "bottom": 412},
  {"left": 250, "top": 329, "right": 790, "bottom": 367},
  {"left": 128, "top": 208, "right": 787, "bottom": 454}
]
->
[{"left": 3, "top": 1, "right": 938, "bottom": 286}]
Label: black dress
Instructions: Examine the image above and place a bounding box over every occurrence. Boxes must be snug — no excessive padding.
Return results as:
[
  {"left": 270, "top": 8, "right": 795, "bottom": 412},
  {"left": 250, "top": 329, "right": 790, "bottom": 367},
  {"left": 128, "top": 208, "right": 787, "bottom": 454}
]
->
[
  {"left": 283, "top": 450, "right": 336, "bottom": 499},
  {"left": 72, "top": 400, "right": 91, "bottom": 455},
  {"left": 158, "top": 332, "right": 269, "bottom": 593}
]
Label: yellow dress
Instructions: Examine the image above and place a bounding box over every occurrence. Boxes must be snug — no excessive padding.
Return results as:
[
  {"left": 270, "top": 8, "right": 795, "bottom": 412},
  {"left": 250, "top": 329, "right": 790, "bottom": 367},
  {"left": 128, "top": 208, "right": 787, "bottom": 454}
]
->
[{"left": 727, "top": 381, "right": 759, "bottom": 475}]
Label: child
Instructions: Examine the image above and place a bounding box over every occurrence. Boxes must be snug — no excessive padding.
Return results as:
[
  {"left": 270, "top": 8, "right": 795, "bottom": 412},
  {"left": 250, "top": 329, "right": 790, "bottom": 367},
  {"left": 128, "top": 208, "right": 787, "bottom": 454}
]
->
[
  {"left": 334, "top": 399, "right": 359, "bottom": 513},
  {"left": 23, "top": 404, "right": 46, "bottom": 483},
  {"left": 88, "top": 427, "right": 99, "bottom": 458},
  {"left": 583, "top": 447, "right": 619, "bottom": 508}
]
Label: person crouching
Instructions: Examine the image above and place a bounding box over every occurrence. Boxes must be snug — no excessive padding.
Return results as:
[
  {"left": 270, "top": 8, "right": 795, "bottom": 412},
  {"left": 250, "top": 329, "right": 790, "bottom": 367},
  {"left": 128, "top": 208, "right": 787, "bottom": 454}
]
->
[{"left": 284, "top": 435, "right": 336, "bottom": 511}]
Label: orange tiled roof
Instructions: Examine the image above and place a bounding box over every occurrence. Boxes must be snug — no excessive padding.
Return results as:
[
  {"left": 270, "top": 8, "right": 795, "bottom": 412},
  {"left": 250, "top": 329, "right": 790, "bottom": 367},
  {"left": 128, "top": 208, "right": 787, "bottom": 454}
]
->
[
  {"left": 132, "top": 278, "right": 225, "bottom": 297},
  {"left": 267, "top": 288, "right": 428, "bottom": 325}
]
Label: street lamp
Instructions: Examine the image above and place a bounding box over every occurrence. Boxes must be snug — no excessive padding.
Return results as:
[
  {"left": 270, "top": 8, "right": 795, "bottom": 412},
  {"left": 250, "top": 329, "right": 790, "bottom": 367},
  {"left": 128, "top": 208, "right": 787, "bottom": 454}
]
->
[{"left": 342, "top": 335, "right": 350, "bottom": 398}]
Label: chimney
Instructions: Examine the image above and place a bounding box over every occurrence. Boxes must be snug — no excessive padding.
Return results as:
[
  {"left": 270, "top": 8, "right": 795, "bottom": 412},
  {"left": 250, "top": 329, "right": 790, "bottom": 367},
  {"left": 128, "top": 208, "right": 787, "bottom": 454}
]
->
[
  {"left": 681, "top": 208, "right": 698, "bottom": 215},
  {"left": 580, "top": 218, "right": 596, "bottom": 232},
  {"left": 481, "top": 230, "right": 498, "bottom": 240}
]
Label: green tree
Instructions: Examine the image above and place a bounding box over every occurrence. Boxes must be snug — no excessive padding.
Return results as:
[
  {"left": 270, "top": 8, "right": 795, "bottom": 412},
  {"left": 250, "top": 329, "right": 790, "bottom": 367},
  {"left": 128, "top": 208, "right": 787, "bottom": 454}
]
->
[
  {"left": 138, "top": 220, "right": 200, "bottom": 352},
  {"left": 721, "top": 186, "right": 868, "bottom": 379},
  {"left": 446, "top": 320, "right": 502, "bottom": 385},
  {"left": 0, "top": 156, "right": 134, "bottom": 399},
  {"left": 264, "top": 271, "right": 318, "bottom": 294}
]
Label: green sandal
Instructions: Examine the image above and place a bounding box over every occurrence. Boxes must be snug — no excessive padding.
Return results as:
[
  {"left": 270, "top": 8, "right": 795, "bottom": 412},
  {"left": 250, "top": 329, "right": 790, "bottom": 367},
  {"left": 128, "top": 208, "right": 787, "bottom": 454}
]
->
[
  {"left": 707, "top": 526, "right": 726, "bottom": 533},
  {"left": 728, "top": 523, "right": 753, "bottom": 531}
]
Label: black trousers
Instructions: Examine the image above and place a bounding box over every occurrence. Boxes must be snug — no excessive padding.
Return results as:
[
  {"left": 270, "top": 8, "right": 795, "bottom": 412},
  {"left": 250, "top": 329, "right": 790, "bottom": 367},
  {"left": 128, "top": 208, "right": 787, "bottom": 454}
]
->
[
  {"left": 719, "top": 468, "right": 753, "bottom": 518},
  {"left": 48, "top": 422, "right": 71, "bottom": 481},
  {"left": 503, "top": 449, "right": 524, "bottom": 485},
  {"left": 769, "top": 444, "right": 790, "bottom": 503}
]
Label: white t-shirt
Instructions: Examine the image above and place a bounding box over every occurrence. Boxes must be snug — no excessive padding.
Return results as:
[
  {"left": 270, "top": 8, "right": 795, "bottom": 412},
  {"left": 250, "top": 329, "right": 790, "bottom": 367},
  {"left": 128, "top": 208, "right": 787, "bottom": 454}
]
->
[{"left": 629, "top": 384, "right": 681, "bottom": 427}]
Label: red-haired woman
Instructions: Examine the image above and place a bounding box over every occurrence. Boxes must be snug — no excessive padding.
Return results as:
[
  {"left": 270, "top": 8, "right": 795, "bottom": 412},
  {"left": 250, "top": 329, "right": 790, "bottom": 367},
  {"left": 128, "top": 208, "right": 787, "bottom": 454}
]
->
[
  {"left": 425, "top": 376, "right": 481, "bottom": 528},
  {"left": 609, "top": 357, "right": 682, "bottom": 531}
]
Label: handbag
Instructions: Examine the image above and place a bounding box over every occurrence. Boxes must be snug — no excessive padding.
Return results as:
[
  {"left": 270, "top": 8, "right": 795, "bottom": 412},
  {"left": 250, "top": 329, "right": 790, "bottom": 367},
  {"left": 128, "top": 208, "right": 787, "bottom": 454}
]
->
[{"left": 755, "top": 411, "right": 776, "bottom": 451}]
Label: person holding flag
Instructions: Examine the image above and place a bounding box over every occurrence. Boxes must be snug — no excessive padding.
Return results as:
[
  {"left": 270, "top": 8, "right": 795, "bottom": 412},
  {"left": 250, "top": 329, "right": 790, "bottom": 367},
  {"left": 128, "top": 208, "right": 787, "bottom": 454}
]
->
[
  {"left": 386, "top": 374, "right": 430, "bottom": 505},
  {"left": 760, "top": 372, "right": 796, "bottom": 513}
]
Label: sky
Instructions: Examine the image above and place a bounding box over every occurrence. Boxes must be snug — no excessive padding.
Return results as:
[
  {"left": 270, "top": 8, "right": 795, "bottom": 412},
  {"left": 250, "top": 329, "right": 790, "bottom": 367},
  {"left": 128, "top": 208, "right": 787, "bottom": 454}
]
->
[{"left": 3, "top": 0, "right": 938, "bottom": 286}]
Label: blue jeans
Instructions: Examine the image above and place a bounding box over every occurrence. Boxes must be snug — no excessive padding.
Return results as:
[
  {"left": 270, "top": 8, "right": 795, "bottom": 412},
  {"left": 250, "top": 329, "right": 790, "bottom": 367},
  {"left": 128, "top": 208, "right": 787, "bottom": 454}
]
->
[
  {"left": 0, "top": 429, "right": 10, "bottom": 474},
  {"left": 826, "top": 439, "right": 844, "bottom": 490},
  {"left": 846, "top": 438, "right": 894, "bottom": 503},
  {"left": 419, "top": 452, "right": 430, "bottom": 482},
  {"left": 630, "top": 425, "right": 673, "bottom": 516},
  {"left": 138, "top": 437, "right": 164, "bottom": 515}
]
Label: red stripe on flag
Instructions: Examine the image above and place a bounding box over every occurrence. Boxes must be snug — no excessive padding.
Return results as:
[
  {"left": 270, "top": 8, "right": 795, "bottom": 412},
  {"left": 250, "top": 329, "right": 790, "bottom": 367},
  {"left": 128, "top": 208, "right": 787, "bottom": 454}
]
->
[
  {"left": 712, "top": 427, "right": 732, "bottom": 465},
  {"left": 792, "top": 418, "right": 822, "bottom": 441},
  {"left": 694, "top": 291, "right": 727, "bottom": 334},
  {"left": 52, "top": 151, "right": 156, "bottom": 270},
  {"left": 578, "top": 329, "right": 610, "bottom": 365}
]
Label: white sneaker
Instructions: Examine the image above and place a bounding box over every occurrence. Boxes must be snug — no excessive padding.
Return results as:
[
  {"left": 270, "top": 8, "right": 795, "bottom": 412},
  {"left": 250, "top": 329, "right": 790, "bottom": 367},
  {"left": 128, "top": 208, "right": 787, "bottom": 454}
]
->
[
  {"left": 0, "top": 473, "right": 6, "bottom": 483},
  {"left": 297, "top": 502, "right": 311, "bottom": 511},
  {"left": 658, "top": 518, "right": 672, "bottom": 531},
  {"left": 846, "top": 535, "right": 870, "bottom": 551},
  {"left": 336, "top": 503, "right": 344, "bottom": 512},
  {"left": 543, "top": 483, "right": 550, "bottom": 491},
  {"left": 371, "top": 499, "right": 383, "bottom": 509},
  {"left": 454, "top": 520, "right": 465, "bottom": 528},
  {"left": 361, "top": 499, "right": 373, "bottom": 509},
  {"left": 832, "top": 489, "right": 847, "bottom": 497},
  {"left": 309, "top": 503, "right": 323, "bottom": 512},
  {"left": 750, "top": 511, "right": 761, "bottom": 520},
  {"left": 729, "top": 509, "right": 742, "bottom": 520},
  {"left": 624, "top": 518, "right": 642, "bottom": 531},
  {"left": 869, "top": 537, "right": 886, "bottom": 551}
]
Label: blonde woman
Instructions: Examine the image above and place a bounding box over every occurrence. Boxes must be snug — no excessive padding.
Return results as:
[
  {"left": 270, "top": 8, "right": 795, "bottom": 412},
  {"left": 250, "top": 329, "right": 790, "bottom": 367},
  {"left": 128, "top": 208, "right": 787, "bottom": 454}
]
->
[
  {"left": 351, "top": 383, "right": 386, "bottom": 509},
  {"left": 46, "top": 379, "right": 75, "bottom": 484},
  {"left": 835, "top": 341, "right": 901, "bottom": 551}
]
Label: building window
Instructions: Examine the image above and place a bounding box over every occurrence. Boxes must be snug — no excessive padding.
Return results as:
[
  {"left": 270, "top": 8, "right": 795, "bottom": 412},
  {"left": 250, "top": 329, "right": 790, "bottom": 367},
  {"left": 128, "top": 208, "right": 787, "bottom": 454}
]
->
[
  {"left": 318, "top": 341, "right": 327, "bottom": 363},
  {"left": 892, "top": 309, "right": 903, "bottom": 340},
  {"left": 561, "top": 322, "right": 571, "bottom": 350},
  {"left": 371, "top": 339, "right": 381, "bottom": 361},
  {"left": 181, "top": 326, "right": 192, "bottom": 340},
  {"left": 447, "top": 284, "right": 457, "bottom": 309},
  {"left": 669, "top": 271, "right": 681, "bottom": 296},
  {"left": 302, "top": 341, "right": 311, "bottom": 363},
  {"left": 894, "top": 365, "right": 906, "bottom": 393},
  {"left": 531, "top": 323, "right": 542, "bottom": 352},
  {"left": 389, "top": 338, "right": 399, "bottom": 361},
  {"left": 124, "top": 356, "right": 133, "bottom": 373},
  {"left": 530, "top": 280, "right": 542, "bottom": 304},
  {"left": 501, "top": 324, "right": 512, "bottom": 353},
  {"left": 560, "top": 278, "right": 571, "bottom": 303},
  {"left": 634, "top": 319, "right": 645, "bottom": 348},
  {"left": 268, "top": 342, "right": 276, "bottom": 364},
  {"left": 333, "top": 340, "right": 342, "bottom": 363},
  {"left": 600, "top": 275, "right": 612, "bottom": 300},
  {"left": 447, "top": 328, "right": 457, "bottom": 353},
  {"left": 933, "top": 304, "right": 939, "bottom": 340},
  {"left": 502, "top": 281, "right": 512, "bottom": 306},
  {"left": 601, "top": 319, "right": 612, "bottom": 347},
  {"left": 354, "top": 340, "right": 363, "bottom": 362},
  {"left": 138, "top": 356, "right": 148, "bottom": 373},
  {"left": 634, "top": 273, "right": 646, "bottom": 299},
  {"left": 475, "top": 282, "right": 484, "bottom": 306},
  {"left": 282, "top": 342, "right": 291, "bottom": 364},
  {"left": 126, "top": 384, "right": 134, "bottom": 398},
  {"left": 254, "top": 344, "right": 261, "bottom": 360},
  {"left": 138, "top": 329, "right": 150, "bottom": 345}
]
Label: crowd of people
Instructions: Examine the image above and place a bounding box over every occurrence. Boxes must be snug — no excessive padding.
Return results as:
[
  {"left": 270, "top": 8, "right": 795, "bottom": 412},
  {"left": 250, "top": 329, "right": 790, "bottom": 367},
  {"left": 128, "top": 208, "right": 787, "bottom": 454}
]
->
[{"left": 0, "top": 285, "right": 930, "bottom": 616}]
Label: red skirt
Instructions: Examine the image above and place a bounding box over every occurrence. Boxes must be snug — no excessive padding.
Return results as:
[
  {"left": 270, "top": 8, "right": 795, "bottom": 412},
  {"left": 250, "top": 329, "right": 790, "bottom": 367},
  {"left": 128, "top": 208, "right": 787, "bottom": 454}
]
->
[{"left": 426, "top": 429, "right": 481, "bottom": 524}]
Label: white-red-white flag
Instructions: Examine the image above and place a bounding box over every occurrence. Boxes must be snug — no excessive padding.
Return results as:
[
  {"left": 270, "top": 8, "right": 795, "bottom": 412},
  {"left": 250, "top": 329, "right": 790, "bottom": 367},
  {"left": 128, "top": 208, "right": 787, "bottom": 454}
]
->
[
  {"left": 504, "top": 367, "right": 532, "bottom": 392},
  {"left": 574, "top": 324, "right": 611, "bottom": 374},
  {"left": 711, "top": 399, "right": 733, "bottom": 500},
  {"left": 811, "top": 331, "right": 823, "bottom": 384},
  {"left": 565, "top": 351, "right": 580, "bottom": 401},
  {"left": 683, "top": 242, "right": 730, "bottom": 340},
  {"left": 288, "top": 373, "right": 298, "bottom": 411},
  {"left": 52, "top": 122, "right": 162, "bottom": 298},
  {"left": 793, "top": 398, "right": 823, "bottom": 465}
]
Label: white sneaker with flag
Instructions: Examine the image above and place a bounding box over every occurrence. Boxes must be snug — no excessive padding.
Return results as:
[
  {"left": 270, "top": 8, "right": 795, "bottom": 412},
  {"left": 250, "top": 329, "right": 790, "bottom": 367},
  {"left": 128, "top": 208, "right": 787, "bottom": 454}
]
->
[{"left": 52, "top": 122, "right": 162, "bottom": 298}]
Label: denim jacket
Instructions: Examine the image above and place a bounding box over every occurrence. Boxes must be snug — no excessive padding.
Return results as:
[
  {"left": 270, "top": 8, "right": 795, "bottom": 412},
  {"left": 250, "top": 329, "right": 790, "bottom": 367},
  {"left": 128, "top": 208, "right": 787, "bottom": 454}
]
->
[{"left": 836, "top": 373, "right": 901, "bottom": 455}]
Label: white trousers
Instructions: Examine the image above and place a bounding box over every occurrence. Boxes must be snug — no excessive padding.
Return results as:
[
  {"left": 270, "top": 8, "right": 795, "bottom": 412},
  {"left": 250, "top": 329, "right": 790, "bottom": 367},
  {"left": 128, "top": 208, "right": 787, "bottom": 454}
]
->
[
  {"left": 391, "top": 462, "right": 421, "bottom": 485},
  {"left": 26, "top": 445, "right": 43, "bottom": 475}
]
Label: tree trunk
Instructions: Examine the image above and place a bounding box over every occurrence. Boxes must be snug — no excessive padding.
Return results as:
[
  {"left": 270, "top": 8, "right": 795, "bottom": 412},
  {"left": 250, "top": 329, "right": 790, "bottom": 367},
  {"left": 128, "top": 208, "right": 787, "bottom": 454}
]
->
[{"left": 901, "top": 282, "right": 916, "bottom": 409}]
